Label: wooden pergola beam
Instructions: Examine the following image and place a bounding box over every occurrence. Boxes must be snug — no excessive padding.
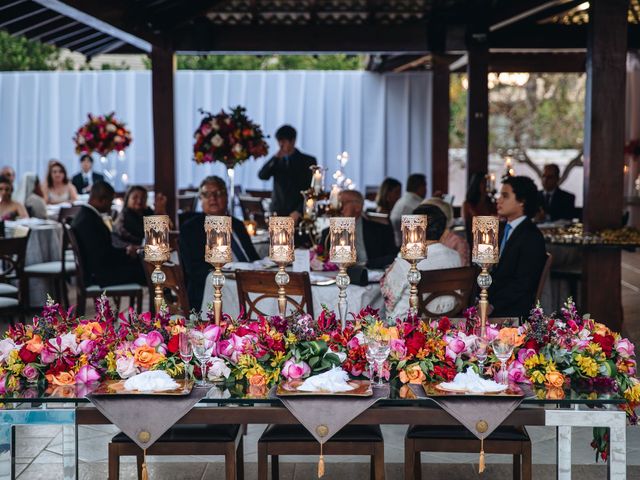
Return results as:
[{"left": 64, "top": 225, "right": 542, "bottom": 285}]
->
[
  {"left": 450, "top": 51, "right": 586, "bottom": 73},
  {"left": 431, "top": 55, "right": 450, "bottom": 195}
]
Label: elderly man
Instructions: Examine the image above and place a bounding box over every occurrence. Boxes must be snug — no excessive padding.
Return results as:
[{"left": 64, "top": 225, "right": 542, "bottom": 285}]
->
[
  {"left": 180, "top": 176, "right": 259, "bottom": 310},
  {"left": 0, "top": 166, "right": 16, "bottom": 189},
  {"left": 321, "top": 190, "right": 398, "bottom": 269},
  {"left": 390, "top": 173, "right": 427, "bottom": 246}
]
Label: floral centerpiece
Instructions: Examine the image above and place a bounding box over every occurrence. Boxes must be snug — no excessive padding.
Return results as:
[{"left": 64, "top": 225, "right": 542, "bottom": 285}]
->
[
  {"left": 192, "top": 106, "right": 269, "bottom": 167},
  {"left": 310, "top": 244, "right": 338, "bottom": 271},
  {"left": 73, "top": 112, "right": 132, "bottom": 156}
]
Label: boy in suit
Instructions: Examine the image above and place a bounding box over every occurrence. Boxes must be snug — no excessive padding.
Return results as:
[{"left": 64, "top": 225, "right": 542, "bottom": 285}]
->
[{"left": 72, "top": 154, "right": 105, "bottom": 194}]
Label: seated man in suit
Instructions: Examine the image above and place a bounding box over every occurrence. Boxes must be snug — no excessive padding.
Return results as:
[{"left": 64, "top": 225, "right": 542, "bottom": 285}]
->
[
  {"left": 72, "top": 154, "right": 105, "bottom": 194},
  {"left": 180, "top": 176, "right": 260, "bottom": 311},
  {"left": 321, "top": 190, "right": 398, "bottom": 270},
  {"left": 538, "top": 163, "right": 575, "bottom": 221},
  {"left": 71, "top": 181, "right": 145, "bottom": 287},
  {"left": 490, "top": 175, "right": 547, "bottom": 319}
]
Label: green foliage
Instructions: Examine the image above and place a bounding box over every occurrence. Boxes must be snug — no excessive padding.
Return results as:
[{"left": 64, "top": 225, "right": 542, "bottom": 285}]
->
[
  {"left": 169, "top": 54, "right": 364, "bottom": 70},
  {"left": 0, "top": 30, "right": 61, "bottom": 71}
]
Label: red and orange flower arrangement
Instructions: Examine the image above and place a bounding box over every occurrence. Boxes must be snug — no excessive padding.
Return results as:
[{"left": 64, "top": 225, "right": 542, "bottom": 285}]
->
[{"left": 73, "top": 112, "right": 132, "bottom": 156}]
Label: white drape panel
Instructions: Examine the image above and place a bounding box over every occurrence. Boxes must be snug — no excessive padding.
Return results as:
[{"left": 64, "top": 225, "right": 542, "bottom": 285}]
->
[{"left": 0, "top": 70, "right": 432, "bottom": 193}]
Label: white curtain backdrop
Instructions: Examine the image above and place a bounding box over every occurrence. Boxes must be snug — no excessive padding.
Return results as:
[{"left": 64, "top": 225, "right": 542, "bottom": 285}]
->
[{"left": 0, "top": 70, "right": 433, "bottom": 194}]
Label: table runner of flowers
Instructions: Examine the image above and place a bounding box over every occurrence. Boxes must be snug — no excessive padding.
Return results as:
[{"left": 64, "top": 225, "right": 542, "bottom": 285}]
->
[{"left": 0, "top": 296, "right": 637, "bottom": 461}]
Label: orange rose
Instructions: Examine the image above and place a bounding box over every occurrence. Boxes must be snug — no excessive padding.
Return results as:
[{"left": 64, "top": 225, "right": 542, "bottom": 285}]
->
[
  {"left": 399, "top": 364, "right": 426, "bottom": 385},
  {"left": 497, "top": 328, "right": 525, "bottom": 347},
  {"left": 545, "top": 387, "right": 566, "bottom": 400},
  {"left": 26, "top": 334, "right": 44, "bottom": 354},
  {"left": 247, "top": 385, "right": 267, "bottom": 397},
  {"left": 593, "top": 322, "right": 611, "bottom": 337},
  {"left": 249, "top": 373, "right": 266, "bottom": 387},
  {"left": 78, "top": 322, "right": 103, "bottom": 340},
  {"left": 544, "top": 371, "right": 565, "bottom": 389},
  {"left": 46, "top": 371, "right": 76, "bottom": 386},
  {"left": 399, "top": 384, "right": 417, "bottom": 399},
  {"left": 133, "top": 345, "right": 165, "bottom": 370}
]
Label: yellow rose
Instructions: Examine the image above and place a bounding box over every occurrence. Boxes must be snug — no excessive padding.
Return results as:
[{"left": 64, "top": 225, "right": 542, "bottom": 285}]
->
[{"left": 133, "top": 345, "right": 165, "bottom": 370}]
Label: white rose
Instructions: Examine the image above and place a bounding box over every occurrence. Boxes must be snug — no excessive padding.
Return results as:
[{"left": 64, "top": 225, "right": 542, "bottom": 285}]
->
[
  {"left": 77, "top": 136, "right": 86, "bottom": 145},
  {"left": 232, "top": 143, "right": 243, "bottom": 153},
  {"left": 106, "top": 123, "right": 117, "bottom": 132},
  {"left": 114, "top": 135, "right": 123, "bottom": 143},
  {"left": 116, "top": 356, "right": 137, "bottom": 379},
  {"left": 207, "top": 357, "right": 231, "bottom": 379},
  {"left": 211, "top": 134, "right": 224, "bottom": 147},
  {"left": 0, "top": 339, "right": 18, "bottom": 363}
]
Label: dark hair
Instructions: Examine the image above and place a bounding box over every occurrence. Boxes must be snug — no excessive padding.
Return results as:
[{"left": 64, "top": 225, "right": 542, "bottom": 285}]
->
[
  {"left": 47, "top": 161, "right": 69, "bottom": 188},
  {"left": 413, "top": 203, "right": 447, "bottom": 241},
  {"left": 543, "top": 163, "right": 560, "bottom": 177},
  {"left": 123, "top": 185, "right": 148, "bottom": 209},
  {"left": 79, "top": 154, "right": 93, "bottom": 164},
  {"left": 199, "top": 175, "right": 227, "bottom": 193},
  {"left": 275, "top": 125, "right": 297, "bottom": 142},
  {"left": 375, "top": 177, "right": 401, "bottom": 212},
  {"left": 0, "top": 175, "right": 11, "bottom": 190},
  {"left": 406, "top": 173, "right": 426, "bottom": 193},
  {"left": 465, "top": 172, "right": 487, "bottom": 205},
  {"left": 503, "top": 175, "right": 539, "bottom": 218},
  {"left": 89, "top": 181, "right": 115, "bottom": 201}
]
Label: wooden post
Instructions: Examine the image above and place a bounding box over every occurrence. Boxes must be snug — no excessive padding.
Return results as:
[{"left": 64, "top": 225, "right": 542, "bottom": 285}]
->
[
  {"left": 431, "top": 55, "right": 450, "bottom": 195},
  {"left": 582, "top": 0, "right": 628, "bottom": 331},
  {"left": 466, "top": 22, "right": 489, "bottom": 184},
  {"left": 151, "top": 46, "right": 177, "bottom": 223}
]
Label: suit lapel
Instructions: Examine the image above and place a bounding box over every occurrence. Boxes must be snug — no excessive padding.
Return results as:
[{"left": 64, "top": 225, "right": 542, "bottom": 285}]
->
[{"left": 499, "top": 218, "right": 530, "bottom": 264}]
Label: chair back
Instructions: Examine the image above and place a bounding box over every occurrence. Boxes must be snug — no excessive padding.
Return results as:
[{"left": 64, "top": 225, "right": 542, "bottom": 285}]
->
[
  {"left": 143, "top": 261, "right": 190, "bottom": 315},
  {"left": 64, "top": 222, "right": 88, "bottom": 291},
  {"left": 236, "top": 270, "right": 314, "bottom": 319},
  {"left": 177, "top": 194, "right": 198, "bottom": 214},
  {"left": 58, "top": 205, "right": 83, "bottom": 223},
  {"left": 535, "top": 252, "right": 553, "bottom": 302},
  {"left": 365, "top": 211, "right": 389, "bottom": 225},
  {"left": 417, "top": 266, "right": 479, "bottom": 318},
  {"left": 238, "top": 195, "right": 267, "bottom": 229},
  {"left": 364, "top": 185, "right": 378, "bottom": 201},
  {"left": 0, "top": 232, "right": 30, "bottom": 302},
  {"left": 245, "top": 189, "right": 271, "bottom": 199}
]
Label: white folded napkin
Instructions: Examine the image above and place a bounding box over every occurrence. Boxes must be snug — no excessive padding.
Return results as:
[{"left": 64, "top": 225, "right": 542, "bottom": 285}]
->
[
  {"left": 297, "top": 367, "right": 355, "bottom": 392},
  {"left": 439, "top": 367, "right": 507, "bottom": 393},
  {"left": 123, "top": 370, "right": 179, "bottom": 392}
]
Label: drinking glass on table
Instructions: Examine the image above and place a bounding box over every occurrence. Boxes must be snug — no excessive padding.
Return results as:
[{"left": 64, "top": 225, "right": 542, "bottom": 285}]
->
[
  {"left": 473, "top": 336, "right": 490, "bottom": 377},
  {"left": 178, "top": 332, "right": 193, "bottom": 385},
  {"left": 492, "top": 339, "right": 515, "bottom": 385},
  {"left": 189, "top": 330, "right": 212, "bottom": 387},
  {"left": 364, "top": 335, "right": 390, "bottom": 388}
]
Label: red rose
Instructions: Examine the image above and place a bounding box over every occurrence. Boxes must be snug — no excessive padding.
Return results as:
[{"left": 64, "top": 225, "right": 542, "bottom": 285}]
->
[
  {"left": 18, "top": 346, "right": 38, "bottom": 363},
  {"left": 433, "top": 364, "right": 456, "bottom": 382},
  {"left": 438, "top": 317, "right": 451, "bottom": 333},
  {"left": 524, "top": 339, "right": 539, "bottom": 351},
  {"left": 593, "top": 334, "right": 615, "bottom": 356},
  {"left": 405, "top": 332, "right": 426, "bottom": 357},
  {"left": 167, "top": 334, "right": 179, "bottom": 354}
]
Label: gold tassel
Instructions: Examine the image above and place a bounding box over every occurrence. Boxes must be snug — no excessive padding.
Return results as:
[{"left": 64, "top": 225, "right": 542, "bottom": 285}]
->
[
  {"left": 478, "top": 438, "right": 485, "bottom": 474},
  {"left": 141, "top": 448, "right": 149, "bottom": 480},
  {"left": 317, "top": 443, "right": 325, "bottom": 478}
]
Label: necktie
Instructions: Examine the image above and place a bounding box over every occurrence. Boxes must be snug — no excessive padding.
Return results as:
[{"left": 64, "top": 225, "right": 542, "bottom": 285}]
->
[
  {"left": 499, "top": 223, "right": 512, "bottom": 257},
  {"left": 231, "top": 236, "right": 248, "bottom": 262},
  {"left": 544, "top": 192, "right": 551, "bottom": 208}
]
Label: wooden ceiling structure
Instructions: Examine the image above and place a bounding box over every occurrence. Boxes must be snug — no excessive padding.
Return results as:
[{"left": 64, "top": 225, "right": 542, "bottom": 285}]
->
[{"left": 0, "top": 0, "right": 635, "bottom": 329}]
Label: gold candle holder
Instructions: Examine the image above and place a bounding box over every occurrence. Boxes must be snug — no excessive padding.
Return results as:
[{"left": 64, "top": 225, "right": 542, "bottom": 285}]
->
[
  {"left": 269, "top": 216, "right": 295, "bottom": 317},
  {"left": 471, "top": 216, "right": 500, "bottom": 337},
  {"left": 329, "top": 217, "right": 356, "bottom": 328},
  {"left": 400, "top": 215, "right": 428, "bottom": 314},
  {"left": 143, "top": 215, "right": 171, "bottom": 314},
  {"left": 205, "top": 216, "right": 232, "bottom": 325}
]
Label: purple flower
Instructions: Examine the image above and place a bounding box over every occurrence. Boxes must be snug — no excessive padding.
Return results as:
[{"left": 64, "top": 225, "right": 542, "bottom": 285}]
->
[{"left": 22, "top": 364, "right": 39, "bottom": 382}]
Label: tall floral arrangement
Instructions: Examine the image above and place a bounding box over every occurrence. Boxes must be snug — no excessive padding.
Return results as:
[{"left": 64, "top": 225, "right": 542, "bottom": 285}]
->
[
  {"left": 192, "top": 106, "right": 269, "bottom": 167},
  {"left": 73, "top": 112, "right": 132, "bottom": 156}
]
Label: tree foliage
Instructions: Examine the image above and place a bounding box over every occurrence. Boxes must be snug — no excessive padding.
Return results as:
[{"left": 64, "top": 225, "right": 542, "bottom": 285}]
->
[
  {"left": 172, "top": 54, "right": 364, "bottom": 70},
  {"left": 0, "top": 30, "right": 73, "bottom": 71}
]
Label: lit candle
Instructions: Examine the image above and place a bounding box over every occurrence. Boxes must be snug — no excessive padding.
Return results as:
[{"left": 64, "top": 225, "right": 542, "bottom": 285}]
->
[
  {"left": 329, "top": 185, "right": 340, "bottom": 209},
  {"left": 143, "top": 215, "right": 170, "bottom": 263},
  {"left": 329, "top": 217, "right": 356, "bottom": 264},
  {"left": 311, "top": 169, "right": 323, "bottom": 194},
  {"left": 472, "top": 216, "right": 499, "bottom": 265},
  {"left": 204, "top": 216, "right": 232, "bottom": 264},
  {"left": 246, "top": 223, "right": 256, "bottom": 236},
  {"left": 269, "top": 216, "right": 294, "bottom": 264},
  {"left": 305, "top": 198, "right": 315, "bottom": 216},
  {"left": 400, "top": 215, "right": 427, "bottom": 260}
]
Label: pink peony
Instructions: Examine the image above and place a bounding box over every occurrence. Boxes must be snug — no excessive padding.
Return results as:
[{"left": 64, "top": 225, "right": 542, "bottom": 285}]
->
[
  {"left": 217, "top": 334, "right": 247, "bottom": 363},
  {"left": 615, "top": 338, "right": 635, "bottom": 358},
  {"left": 445, "top": 336, "right": 466, "bottom": 362},
  {"left": 281, "top": 360, "right": 311, "bottom": 380},
  {"left": 22, "top": 364, "right": 39, "bottom": 382},
  {"left": 76, "top": 365, "right": 100, "bottom": 384}
]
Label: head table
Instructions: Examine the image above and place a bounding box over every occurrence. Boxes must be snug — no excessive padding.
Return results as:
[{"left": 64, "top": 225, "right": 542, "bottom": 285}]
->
[{"left": 0, "top": 381, "right": 627, "bottom": 480}]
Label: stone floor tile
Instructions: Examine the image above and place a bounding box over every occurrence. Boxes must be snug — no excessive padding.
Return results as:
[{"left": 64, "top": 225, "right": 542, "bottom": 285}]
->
[
  {"left": 17, "top": 463, "right": 64, "bottom": 479},
  {"left": 14, "top": 436, "right": 51, "bottom": 459},
  {"left": 15, "top": 425, "right": 61, "bottom": 438}
]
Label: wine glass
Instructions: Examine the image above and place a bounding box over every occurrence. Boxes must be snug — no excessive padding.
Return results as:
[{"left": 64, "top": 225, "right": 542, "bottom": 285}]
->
[
  {"left": 473, "top": 336, "right": 489, "bottom": 377},
  {"left": 178, "top": 332, "right": 193, "bottom": 387},
  {"left": 492, "top": 339, "right": 515, "bottom": 385},
  {"left": 365, "top": 335, "right": 390, "bottom": 387},
  {"left": 365, "top": 345, "right": 375, "bottom": 382},
  {"left": 189, "top": 330, "right": 212, "bottom": 387}
]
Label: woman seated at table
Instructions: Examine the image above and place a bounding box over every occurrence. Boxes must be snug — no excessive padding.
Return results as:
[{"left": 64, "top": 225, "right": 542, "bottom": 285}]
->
[
  {"left": 42, "top": 161, "right": 78, "bottom": 205},
  {"left": 0, "top": 176, "right": 29, "bottom": 220},
  {"left": 381, "top": 203, "right": 461, "bottom": 320},
  {"left": 374, "top": 177, "right": 402, "bottom": 214},
  {"left": 16, "top": 173, "right": 47, "bottom": 219},
  {"left": 113, "top": 185, "right": 168, "bottom": 247}
]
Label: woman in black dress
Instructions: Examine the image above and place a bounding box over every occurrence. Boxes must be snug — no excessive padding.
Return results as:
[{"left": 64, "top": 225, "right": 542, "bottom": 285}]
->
[{"left": 113, "top": 185, "right": 168, "bottom": 246}]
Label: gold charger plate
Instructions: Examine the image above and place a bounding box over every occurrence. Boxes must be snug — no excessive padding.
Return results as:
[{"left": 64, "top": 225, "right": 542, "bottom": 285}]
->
[
  {"left": 92, "top": 379, "right": 194, "bottom": 396},
  {"left": 423, "top": 382, "right": 524, "bottom": 398},
  {"left": 276, "top": 378, "right": 372, "bottom": 397}
]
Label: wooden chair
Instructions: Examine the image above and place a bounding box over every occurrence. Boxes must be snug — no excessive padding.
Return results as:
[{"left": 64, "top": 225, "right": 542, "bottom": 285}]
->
[
  {"left": 238, "top": 195, "right": 267, "bottom": 229},
  {"left": 364, "top": 185, "right": 379, "bottom": 201},
  {"left": 57, "top": 205, "right": 83, "bottom": 223},
  {"left": 108, "top": 424, "right": 244, "bottom": 480},
  {"left": 65, "top": 224, "right": 143, "bottom": 315},
  {"left": 0, "top": 233, "right": 30, "bottom": 323},
  {"left": 245, "top": 189, "right": 271, "bottom": 199},
  {"left": 366, "top": 211, "right": 390, "bottom": 225},
  {"left": 416, "top": 266, "right": 479, "bottom": 318},
  {"left": 235, "top": 270, "right": 314, "bottom": 319},
  {"left": 535, "top": 252, "right": 553, "bottom": 302},
  {"left": 177, "top": 193, "right": 198, "bottom": 214},
  {"left": 258, "top": 424, "right": 384, "bottom": 480},
  {"left": 143, "top": 260, "right": 189, "bottom": 315}
]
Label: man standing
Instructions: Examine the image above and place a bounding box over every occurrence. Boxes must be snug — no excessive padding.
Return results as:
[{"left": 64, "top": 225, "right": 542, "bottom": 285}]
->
[
  {"left": 258, "top": 125, "right": 316, "bottom": 220},
  {"left": 538, "top": 163, "right": 575, "bottom": 221},
  {"left": 390, "top": 173, "right": 427, "bottom": 246},
  {"left": 72, "top": 154, "right": 105, "bottom": 194}
]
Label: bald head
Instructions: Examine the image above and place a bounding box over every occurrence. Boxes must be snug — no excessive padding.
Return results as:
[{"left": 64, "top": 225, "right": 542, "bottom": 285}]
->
[{"left": 339, "top": 190, "right": 364, "bottom": 218}]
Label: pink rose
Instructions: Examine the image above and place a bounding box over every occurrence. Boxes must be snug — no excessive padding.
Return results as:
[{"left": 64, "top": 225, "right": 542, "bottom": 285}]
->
[
  {"left": 445, "top": 337, "right": 466, "bottom": 362},
  {"left": 79, "top": 339, "right": 96, "bottom": 355},
  {"left": 390, "top": 339, "right": 407, "bottom": 359},
  {"left": 76, "top": 365, "right": 100, "bottom": 384},
  {"left": 217, "top": 334, "right": 246, "bottom": 363},
  {"left": 116, "top": 356, "right": 137, "bottom": 379},
  {"left": 507, "top": 361, "right": 529, "bottom": 384},
  {"left": 133, "top": 332, "right": 166, "bottom": 354},
  {"left": 22, "top": 364, "right": 39, "bottom": 382},
  {"left": 615, "top": 338, "right": 635, "bottom": 358},
  {"left": 347, "top": 335, "right": 361, "bottom": 350},
  {"left": 517, "top": 348, "right": 537, "bottom": 364},
  {"left": 485, "top": 325, "right": 500, "bottom": 341},
  {"left": 203, "top": 325, "right": 221, "bottom": 349},
  {"left": 281, "top": 360, "right": 311, "bottom": 380}
]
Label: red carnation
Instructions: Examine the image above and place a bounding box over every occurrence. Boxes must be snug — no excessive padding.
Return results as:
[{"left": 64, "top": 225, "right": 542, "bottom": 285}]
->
[
  {"left": 18, "top": 346, "right": 38, "bottom": 363},
  {"left": 593, "top": 334, "right": 615, "bottom": 357},
  {"left": 438, "top": 317, "right": 451, "bottom": 333},
  {"left": 405, "top": 332, "right": 426, "bottom": 357},
  {"left": 167, "top": 334, "right": 179, "bottom": 354}
]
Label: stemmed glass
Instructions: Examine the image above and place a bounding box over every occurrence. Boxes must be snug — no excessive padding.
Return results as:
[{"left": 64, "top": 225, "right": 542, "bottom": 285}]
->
[
  {"left": 178, "top": 332, "right": 193, "bottom": 387},
  {"left": 364, "top": 335, "right": 390, "bottom": 387},
  {"left": 473, "top": 336, "right": 489, "bottom": 378},
  {"left": 365, "top": 347, "right": 375, "bottom": 382},
  {"left": 189, "top": 330, "right": 212, "bottom": 387},
  {"left": 492, "top": 339, "right": 515, "bottom": 385}
]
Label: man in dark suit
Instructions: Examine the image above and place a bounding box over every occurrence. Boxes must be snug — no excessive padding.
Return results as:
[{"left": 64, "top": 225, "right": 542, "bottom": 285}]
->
[
  {"left": 258, "top": 125, "right": 316, "bottom": 219},
  {"left": 321, "top": 190, "right": 398, "bottom": 270},
  {"left": 538, "top": 163, "right": 575, "bottom": 221},
  {"left": 71, "top": 154, "right": 105, "bottom": 194},
  {"left": 71, "top": 181, "right": 145, "bottom": 286},
  {"left": 489, "top": 176, "right": 547, "bottom": 319},
  {"left": 180, "top": 176, "right": 260, "bottom": 311}
]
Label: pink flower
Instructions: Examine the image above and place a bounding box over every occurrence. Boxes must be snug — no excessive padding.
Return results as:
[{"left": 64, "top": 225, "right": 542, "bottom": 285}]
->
[
  {"left": 281, "top": 360, "right": 311, "bottom": 380},
  {"left": 445, "top": 336, "right": 466, "bottom": 362},
  {"left": 507, "top": 361, "right": 529, "bottom": 384},
  {"left": 517, "top": 348, "right": 537, "bottom": 363},
  {"left": 203, "top": 325, "right": 221, "bottom": 349},
  {"left": 217, "top": 334, "right": 246, "bottom": 363},
  {"left": 79, "top": 339, "right": 96, "bottom": 355},
  {"left": 116, "top": 356, "right": 137, "bottom": 379},
  {"left": 76, "top": 365, "right": 100, "bottom": 384},
  {"left": 390, "top": 339, "right": 407, "bottom": 359},
  {"left": 133, "top": 332, "right": 166, "bottom": 354},
  {"left": 615, "top": 338, "right": 635, "bottom": 358},
  {"left": 486, "top": 325, "right": 500, "bottom": 341},
  {"left": 347, "top": 335, "right": 361, "bottom": 350},
  {"left": 0, "top": 375, "right": 6, "bottom": 394},
  {"left": 22, "top": 364, "right": 39, "bottom": 382}
]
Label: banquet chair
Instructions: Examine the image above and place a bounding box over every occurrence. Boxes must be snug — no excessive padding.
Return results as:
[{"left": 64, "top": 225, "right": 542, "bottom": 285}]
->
[
  {"left": 258, "top": 424, "right": 385, "bottom": 480},
  {"left": 108, "top": 424, "right": 244, "bottom": 480},
  {"left": 239, "top": 195, "right": 267, "bottom": 229},
  {"left": 0, "top": 233, "right": 30, "bottom": 323},
  {"left": 416, "top": 266, "right": 479, "bottom": 318},
  {"left": 236, "top": 270, "right": 314, "bottom": 319},
  {"left": 245, "top": 189, "right": 271, "bottom": 199},
  {"left": 64, "top": 224, "right": 143, "bottom": 315},
  {"left": 143, "top": 260, "right": 189, "bottom": 315}
]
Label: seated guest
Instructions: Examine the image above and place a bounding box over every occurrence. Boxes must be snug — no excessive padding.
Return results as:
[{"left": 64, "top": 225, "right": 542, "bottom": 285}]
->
[
  {"left": 537, "top": 163, "right": 575, "bottom": 221},
  {"left": 42, "top": 161, "right": 78, "bottom": 205},
  {"left": 374, "top": 177, "right": 402, "bottom": 214},
  {"left": 321, "top": 190, "right": 398, "bottom": 269},
  {"left": 71, "top": 182, "right": 145, "bottom": 287},
  {"left": 180, "top": 176, "right": 259, "bottom": 310},
  {"left": 0, "top": 166, "right": 16, "bottom": 188},
  {"left": 422, "top": 197, "right": 470, "bottom": 266},
  {"left": 0, "top": 176, "right": 28, "bottom": 220},
  {"left": 489, "top": 175, "right": 547, "bottom": 319},
  {"left": 463, "top": 172, "right": 497, "bottom": 246},
  {"left": 113, "top": 186, "right": 168, "bottom": 246},
  {"left": 16, "top": 173, "right": 47, "bottom": 219},
  {"left": 390, "top": 173, "right": 427, "bottom": 246},
  {"left": 381, "top": 204, "right": 461, "bottom": 319},
  {"left": 71, "top": 154, "right": 105, "bottom": 194}
]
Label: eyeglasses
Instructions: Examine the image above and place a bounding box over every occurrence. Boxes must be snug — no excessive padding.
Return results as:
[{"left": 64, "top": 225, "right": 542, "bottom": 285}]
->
[{"left": 200, "top": 190, "right": 226, "bottom": 199}]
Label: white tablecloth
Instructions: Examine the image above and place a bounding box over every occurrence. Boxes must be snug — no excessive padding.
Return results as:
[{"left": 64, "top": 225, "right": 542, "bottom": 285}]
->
[{"left": 201, "top": 270, "right": 384, "bottom": 319}]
